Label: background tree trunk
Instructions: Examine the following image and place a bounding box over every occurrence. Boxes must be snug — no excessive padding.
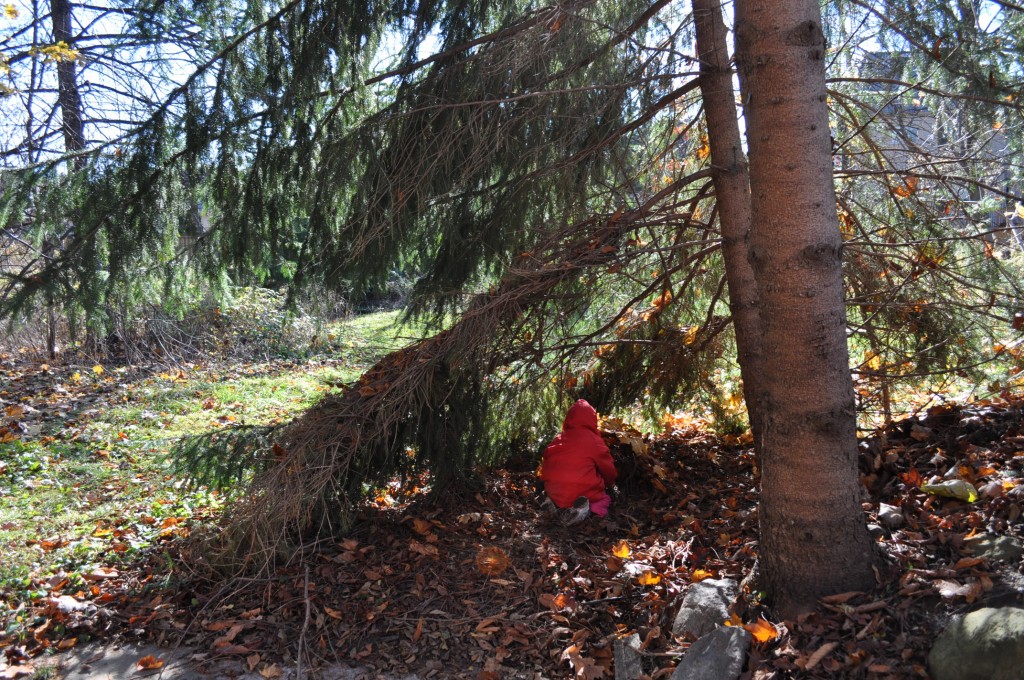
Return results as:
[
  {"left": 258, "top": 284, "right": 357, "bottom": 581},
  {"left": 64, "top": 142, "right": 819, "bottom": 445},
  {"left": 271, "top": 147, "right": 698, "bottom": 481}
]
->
[
  {"left": 50, "top": 0, "right": 85, "bottom": 164},
  {"left": 50, "top": 0, "right": 94, "bottom": 354},
  {"left": 735, "top": 0, "right": 876, "bottom": 616},
  {"left": 692, "top": 0, "right": 765, "bottom": 444}
]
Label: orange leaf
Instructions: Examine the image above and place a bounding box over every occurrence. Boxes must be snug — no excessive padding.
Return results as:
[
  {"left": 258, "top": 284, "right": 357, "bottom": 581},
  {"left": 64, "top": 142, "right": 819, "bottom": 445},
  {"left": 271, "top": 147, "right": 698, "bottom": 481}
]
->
[
  {"left": 611, "top": 541, "right": 630, "bottom": 559},
  {"left": 744, "top": 617, "right": 779, "bottom": 643},
  {"left": 954, "top": 557, "right": 984, "bottom": 570},
  {"left": 636, "top": 571, "right": 661, "bottom": 586},
  {"left": 695, "top": 135, "right": 710, "bottom": 160},
  {"left": 411, "top": 518, "right": 433, "bottom": 536},
  {"left": 652, "top": 289, "right": 673, "bottom": 310},
  {"left": 892, "top": 176, "right": 918, "bottom": 197},
  {"left": 137, "top": 655, "right": 164, "bottom": 671},
  {"left": 900, "top": 469, "right": 924, "bottom": 487},
  {"left": 476, "top": 546, "right": 510, "bottom": 576},
  {"left": 691, "top": 569, "right": 714, "bottom": 582}
]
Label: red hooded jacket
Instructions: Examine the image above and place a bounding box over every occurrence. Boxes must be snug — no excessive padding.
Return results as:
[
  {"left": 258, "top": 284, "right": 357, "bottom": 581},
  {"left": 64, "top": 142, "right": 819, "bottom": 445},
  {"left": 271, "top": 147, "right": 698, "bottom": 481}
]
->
[{"left": 540, "top": 400, "right": 618, "bottom": 508}]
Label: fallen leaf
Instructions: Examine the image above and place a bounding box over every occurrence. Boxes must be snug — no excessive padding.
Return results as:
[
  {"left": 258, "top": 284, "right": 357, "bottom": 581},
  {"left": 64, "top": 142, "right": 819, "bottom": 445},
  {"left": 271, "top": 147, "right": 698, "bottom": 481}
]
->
[
  {"left": 259, "top": 664, "right": 283, "bottom": 679},
  {"left": 801, "top": 641, "right": 839, "bottom": 670},
  {"left": 934, "top": 579, "right": 982, "bottom": 601},
  {"left": 900, "top": 469, "right": 924, "bottom": 487},
  {"left": 611, "top": 541, "right": 630, "bottom": 559},
  {"left": 136, "top": 655, "right": 164, "bottom": 671},
  {"left": 820, "top": 591, "right": 862, "bottom": 604},
  {"left": 412, "top": 617, "right": 424, "bottom": 643},
  {"left": 476, "top": 546, "right": 509, "bottom": 576},
  {"left": 83, "top": 567, "right": 119, "bottom": 581},
  {"left": 4, "top": 405, "right": 25, "bottom": 418},
  {"left": 921, "top": 480, "right": 978, "bottom": 502},
  {"left": 409, "top": 540, "right": 439, "bottom": 557},
  {"left": 691, "top": 569, "right": 714, "bottom": 582},
  {"left": 744, "top": 617, "right": 779, "bottom": 643},
  {"left": 954, "top": 557, "right": 983, "bottom": 570},
  {"left": 636, "top": 571, "right": 661, "bottom": 586}
]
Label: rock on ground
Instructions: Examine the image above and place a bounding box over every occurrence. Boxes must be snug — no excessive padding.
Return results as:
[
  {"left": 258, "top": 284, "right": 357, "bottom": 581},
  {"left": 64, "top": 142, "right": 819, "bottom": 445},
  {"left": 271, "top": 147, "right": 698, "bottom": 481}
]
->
[
  {"left": 614, "top": 633, "right": 644, "bottom": 680},
  {"left": 963, "top": 534, "right": 1023, "bottom": 563},
  {"left": 33, "top": 641, "right": 422, "bottom": 680},
  {"left": 672, "top": 579, "right": 738, "bottom": 639},
  {"left": 877, "top": 503, "right": 904, "bottom": 529},
  {"left": 928, "top": 607, "right": 1024, "bottom": 680},
  {"left": 670, "top": 626, "right": 750, "bottom": 680}
]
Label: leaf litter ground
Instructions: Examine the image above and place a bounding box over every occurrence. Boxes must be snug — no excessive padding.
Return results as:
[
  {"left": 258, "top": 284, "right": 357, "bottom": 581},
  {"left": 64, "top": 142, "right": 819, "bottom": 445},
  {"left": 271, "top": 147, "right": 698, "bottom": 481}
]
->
[{"left": 2, "top": 350, "right": 1024, "bottom": 678}]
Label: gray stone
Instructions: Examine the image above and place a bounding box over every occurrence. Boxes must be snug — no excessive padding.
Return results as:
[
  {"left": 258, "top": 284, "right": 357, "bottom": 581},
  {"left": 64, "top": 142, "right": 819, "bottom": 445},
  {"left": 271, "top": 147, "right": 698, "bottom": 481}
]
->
[
  {"left": 928, "top": 607, "right": 1024, "bottom": 680},
  {"left": 614, "top": 633, "right": 643, "bottom": 680},
  {"left": 877, "top": 503, "right": 904, "bottom": 529},
  {"left": 867, "top": 523, "right": 886, "bottom": 539},
  {"left": 672, "top": 579, "right": 738, "bottom": 639},
  {"left": 964, "top": 534, "right": 1023, "bottom": 563},
  {"left": 671, "top": 626, "right": 750, "bottom": 680},
  {"left": 29, "top": 641, "right": 423, "bottom": 680}
]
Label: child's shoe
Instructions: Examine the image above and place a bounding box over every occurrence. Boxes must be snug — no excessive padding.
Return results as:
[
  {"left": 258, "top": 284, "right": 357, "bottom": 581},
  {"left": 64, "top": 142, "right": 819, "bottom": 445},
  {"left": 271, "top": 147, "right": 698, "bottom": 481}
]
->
[
  {"left": 539, "top": 495, "right": 559, "bottom": 516},
  {"left": 559, "top": 496, "right": 590, "bottom": 526}
]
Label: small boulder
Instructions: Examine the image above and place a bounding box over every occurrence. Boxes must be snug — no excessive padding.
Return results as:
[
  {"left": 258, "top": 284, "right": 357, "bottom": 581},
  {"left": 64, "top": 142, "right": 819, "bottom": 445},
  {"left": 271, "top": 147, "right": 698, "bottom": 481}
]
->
[
  {"left": 866, "top": 523, "right": 886, "bottom": 539},
  {"left": 614, "top": 633, "right": 643, "bottom": 680},
  {"left": 964, "top": 534, "right": 1023, "bottom": 563},
  {"left": 671, "top": 626, "right": 750, "bottom": 680},
  {"left": 928, "top": 607, "right": 1024, "bottom": 680},
  {"left": 877, "top": 503, "right": 904, "bottom": 529},
  {"left": 672, "top": 579, "right": 738, "bottom": 639}
]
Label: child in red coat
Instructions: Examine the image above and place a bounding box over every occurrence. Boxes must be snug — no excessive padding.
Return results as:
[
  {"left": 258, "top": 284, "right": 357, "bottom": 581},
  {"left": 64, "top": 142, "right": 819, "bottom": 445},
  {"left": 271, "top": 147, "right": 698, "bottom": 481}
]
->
[{"left": 540, "top": 399, "right": 618, "bottom": 525}]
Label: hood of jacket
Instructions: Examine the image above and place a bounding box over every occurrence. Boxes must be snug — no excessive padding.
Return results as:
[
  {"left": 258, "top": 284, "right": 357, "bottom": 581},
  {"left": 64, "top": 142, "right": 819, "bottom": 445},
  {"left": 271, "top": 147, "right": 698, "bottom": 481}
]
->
[{"left": 562, "top": 399, "right": 599, "bottom": 432}]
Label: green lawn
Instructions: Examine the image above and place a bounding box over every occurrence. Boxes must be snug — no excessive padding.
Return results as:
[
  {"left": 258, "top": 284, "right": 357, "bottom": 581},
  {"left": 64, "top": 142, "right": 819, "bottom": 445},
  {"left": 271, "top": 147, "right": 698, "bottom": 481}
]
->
[{"left": 0, "top": 309, "right": 422, "bottom": 636}]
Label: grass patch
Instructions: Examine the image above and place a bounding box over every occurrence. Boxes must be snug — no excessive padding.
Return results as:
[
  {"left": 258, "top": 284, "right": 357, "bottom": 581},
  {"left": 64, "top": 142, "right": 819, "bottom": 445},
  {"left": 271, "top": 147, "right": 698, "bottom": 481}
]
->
[{"left": 0, "top": 309, "right": 424, "bottom": 634}]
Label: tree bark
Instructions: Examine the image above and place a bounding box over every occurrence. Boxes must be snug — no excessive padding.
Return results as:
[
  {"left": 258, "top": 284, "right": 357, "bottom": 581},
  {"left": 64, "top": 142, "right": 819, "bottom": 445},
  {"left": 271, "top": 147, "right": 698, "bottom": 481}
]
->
[
  {"left": 50, "top": 0, "right": 94, "bottom": 354},
  {"left": 692, "top": 0, "right": 765, "bottom": 444},
  {"left": 734, "top": 0, "right": 876, "bottom": 616},
  {"left": 50, "top": 0, "right": 86, "bottom": 166}
]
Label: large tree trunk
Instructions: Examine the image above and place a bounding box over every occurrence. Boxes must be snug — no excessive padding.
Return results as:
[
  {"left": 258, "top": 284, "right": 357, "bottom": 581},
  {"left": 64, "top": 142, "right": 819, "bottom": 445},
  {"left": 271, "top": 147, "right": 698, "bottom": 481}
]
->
[
  {"left": 734, "top": 0, "right": 876, "bottom": 616},
  {"left": 692, "top": 0, "right": 765, "bottom": 444}
]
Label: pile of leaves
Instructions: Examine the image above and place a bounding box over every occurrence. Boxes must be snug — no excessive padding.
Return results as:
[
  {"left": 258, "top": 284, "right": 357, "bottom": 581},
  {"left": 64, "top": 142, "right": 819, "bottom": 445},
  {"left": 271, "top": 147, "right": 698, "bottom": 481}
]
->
[{"left": 2, "top": 395, "right": 1023, "bottom": 678}]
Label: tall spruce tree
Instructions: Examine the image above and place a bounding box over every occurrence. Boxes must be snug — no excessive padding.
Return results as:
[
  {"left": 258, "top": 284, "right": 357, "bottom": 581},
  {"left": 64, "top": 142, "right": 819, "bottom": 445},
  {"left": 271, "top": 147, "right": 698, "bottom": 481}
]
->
[{"left": 1, "top": 0, "right": 1023, "bottom": 610}]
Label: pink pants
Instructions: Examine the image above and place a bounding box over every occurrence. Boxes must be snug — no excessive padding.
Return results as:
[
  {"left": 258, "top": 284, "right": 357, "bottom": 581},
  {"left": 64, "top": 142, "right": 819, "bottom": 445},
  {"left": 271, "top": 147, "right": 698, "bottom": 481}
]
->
[{"left": 589, "top": 492, "right": 611, "bottom": 517}]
